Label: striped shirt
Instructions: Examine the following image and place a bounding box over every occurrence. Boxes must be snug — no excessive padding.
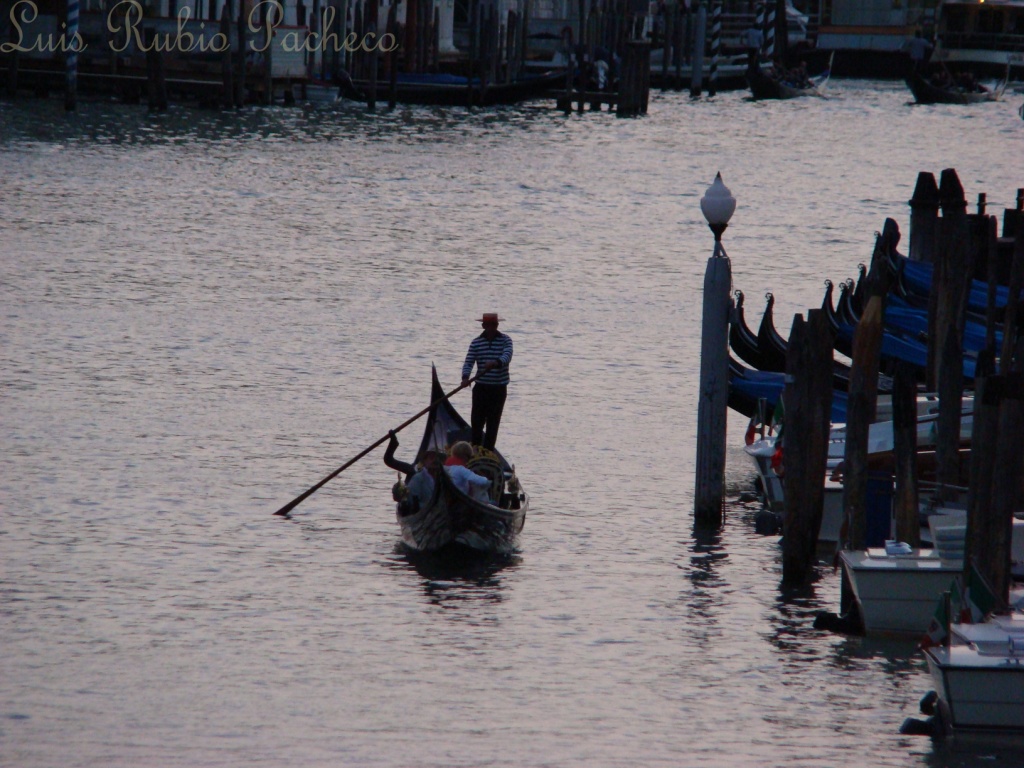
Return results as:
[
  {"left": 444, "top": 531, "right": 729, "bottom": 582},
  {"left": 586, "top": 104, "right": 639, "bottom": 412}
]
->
[{"left": 462, "top": 331, "right": 513, "bottom": 386}]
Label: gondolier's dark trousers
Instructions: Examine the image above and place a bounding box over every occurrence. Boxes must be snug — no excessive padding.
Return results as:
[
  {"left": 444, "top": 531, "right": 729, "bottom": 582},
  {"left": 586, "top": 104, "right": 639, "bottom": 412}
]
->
[{"left": 471, "top": 383, "right": 507, "bottom": 451}]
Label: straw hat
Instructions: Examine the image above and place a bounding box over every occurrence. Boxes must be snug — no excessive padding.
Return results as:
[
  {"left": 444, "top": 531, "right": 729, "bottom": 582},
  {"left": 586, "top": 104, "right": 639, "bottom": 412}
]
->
[{"left": 477, "top": 313, "right": 503, "bottom": 324}]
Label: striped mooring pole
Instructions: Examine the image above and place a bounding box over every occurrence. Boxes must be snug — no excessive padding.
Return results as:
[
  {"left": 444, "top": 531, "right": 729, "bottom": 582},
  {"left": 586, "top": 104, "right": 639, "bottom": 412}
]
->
[
  {"left": 708, "top": 1, "right": 721, "bottom": 96},
  {"left": 65, "top": 0, "right": 79, "bottom": 111},
  {"left": 755, "top": 3, "right": 765, "bottom": 62},
  {"left": 764, "top": 2, "right": 776, "bottom": 61}
]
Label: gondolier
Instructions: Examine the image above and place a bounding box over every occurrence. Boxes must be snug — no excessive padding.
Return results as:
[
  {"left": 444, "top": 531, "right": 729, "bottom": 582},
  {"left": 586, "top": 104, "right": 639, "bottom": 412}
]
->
[{"left": 462, "top": 313, "right": 513, "bottom": 451}]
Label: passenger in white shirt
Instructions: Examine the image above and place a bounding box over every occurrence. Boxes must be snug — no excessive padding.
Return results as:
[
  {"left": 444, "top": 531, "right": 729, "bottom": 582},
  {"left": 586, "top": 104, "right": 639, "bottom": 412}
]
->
[{"left": 444, "top": 441, "right": 492, "bottom": 502}]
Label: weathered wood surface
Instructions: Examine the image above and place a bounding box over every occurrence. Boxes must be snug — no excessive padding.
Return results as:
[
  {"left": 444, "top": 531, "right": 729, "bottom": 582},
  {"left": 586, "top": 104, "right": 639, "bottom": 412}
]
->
[{"left": 781, "top": 309, "right": 834, "bottom": 583}]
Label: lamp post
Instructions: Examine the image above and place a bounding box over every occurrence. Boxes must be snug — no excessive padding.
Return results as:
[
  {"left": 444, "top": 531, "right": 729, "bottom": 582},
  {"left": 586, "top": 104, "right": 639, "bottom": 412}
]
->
[{"left": 694, "top": 173, "right": 735, "bottom": 526}]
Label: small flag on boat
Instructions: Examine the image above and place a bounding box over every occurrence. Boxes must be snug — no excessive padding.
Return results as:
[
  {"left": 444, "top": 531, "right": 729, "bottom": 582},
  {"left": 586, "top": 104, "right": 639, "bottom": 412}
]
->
[
  {"left": 960, "top": 563, "right": 999, "bottom": 624},
  {"left": 919, "top": 580, "right": 959, "bottom": 649},
  {"left": 745, "top": 415, "right": 759, "bottom": 445},
  {"left": 770, "top": 397, "right": 785, "bottom": 436}
]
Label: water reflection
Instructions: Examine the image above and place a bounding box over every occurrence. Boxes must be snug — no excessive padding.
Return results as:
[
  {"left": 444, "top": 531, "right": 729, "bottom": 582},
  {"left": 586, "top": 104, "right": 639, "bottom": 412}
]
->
[
  {"left": 682, "top": 522, "right": 729, "bottom": 634},
  {"left": 386, "top": 544, "right": 520, "bottom": 612},
  {"left": 0, "top": 97, "right": 561, "bottom": 148},
  {"left": 771, "top": 581, "right": 832, "bottom": 652}
]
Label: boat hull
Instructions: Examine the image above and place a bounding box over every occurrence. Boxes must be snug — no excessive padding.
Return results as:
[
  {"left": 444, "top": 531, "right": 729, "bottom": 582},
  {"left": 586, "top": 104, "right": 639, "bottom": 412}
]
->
[
  {"left": 341, "top": 70, "right": 565, "bottom": 107},
  {"left": 926, "top": 646, "right": 1024, "bottom": 732},
  {"left": 905, "top": 72, "right": 1005, "bottom": 104},
  {"left": 397, "top": 468, "right": 527, "bottom": 554},
  {"left": 840, "top": 549, "right": 962, "bottom": 635}
]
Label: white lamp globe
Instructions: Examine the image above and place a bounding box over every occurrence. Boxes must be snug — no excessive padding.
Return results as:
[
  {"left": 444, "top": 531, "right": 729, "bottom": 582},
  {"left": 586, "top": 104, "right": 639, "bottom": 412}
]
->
[{"left": 700, "top": 172, "right": 736, "bottom": 234}]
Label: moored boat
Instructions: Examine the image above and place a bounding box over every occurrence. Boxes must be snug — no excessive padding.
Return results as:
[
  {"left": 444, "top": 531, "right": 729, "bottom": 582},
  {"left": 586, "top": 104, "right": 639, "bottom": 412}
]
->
[
  {"left": 389, "top": 367, "right": 527, "bottom": 554},
  {"left": 930, "top": 0, "right": 1024, "bottom": 80},
  {"left": 339, "top": 69, "right": 566, "bottom": 107}
]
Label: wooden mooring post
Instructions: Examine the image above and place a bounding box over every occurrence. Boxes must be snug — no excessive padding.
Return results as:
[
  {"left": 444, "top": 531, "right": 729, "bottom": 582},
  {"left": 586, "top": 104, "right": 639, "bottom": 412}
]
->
[
  {"left": 144, "top": 28, "right": 168, "bottom": 112},
  {"left": 694, "top": 174, "right": 735, "bottom": 527},
  {"left": 689, "top": 1, "right": 705, "bottom": 97},
  {"left": 841, "top": 220, "right": 898, "bottom": 550},
  {"left": 927, "top": 169, "right": 970, "bottom": 392},
  {"left": 932, "top": 170, "right": 971, "bottom": 498},
  {"left": 781, "top": 308, "right": 834, "bottom": 583},
  {"left": 220, "top": 2, "right": 235, "bottom": 109},
  {"left": 908, "top": 171, "right": 939, "bottom": 264},
  {"left": 616, "top": 41, "right": 650, "bottom": 116},
  {"left": 891, "top": 361, "right": 920, "bottom": 546}
]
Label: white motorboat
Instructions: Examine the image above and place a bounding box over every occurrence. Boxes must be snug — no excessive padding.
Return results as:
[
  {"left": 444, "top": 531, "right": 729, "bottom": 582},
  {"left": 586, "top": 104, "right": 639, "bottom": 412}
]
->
[
  {"left": 924, "top": 607, "right": 1024, "bottom": 734},
  {"left": 841, "top": 519, "right": 1024, "bottom": 636},
  {"left": 839, "top": 547, "right": 963, "bottom": 635}
]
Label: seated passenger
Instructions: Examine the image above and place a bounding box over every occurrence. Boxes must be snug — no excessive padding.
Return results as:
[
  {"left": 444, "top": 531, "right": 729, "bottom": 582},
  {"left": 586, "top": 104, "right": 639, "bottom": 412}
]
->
[
  {"left": 444, "top": 441, "right": 492, "bottom": 502},
  {"left": 405, "top": 449, "right": 443, "bottom": 513}
]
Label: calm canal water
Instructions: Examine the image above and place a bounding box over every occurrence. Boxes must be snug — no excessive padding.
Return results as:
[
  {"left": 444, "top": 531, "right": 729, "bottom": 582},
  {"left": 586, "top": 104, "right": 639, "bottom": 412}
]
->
[{"left": 2, "top": 80, "right": 1023, "bottom": 767}]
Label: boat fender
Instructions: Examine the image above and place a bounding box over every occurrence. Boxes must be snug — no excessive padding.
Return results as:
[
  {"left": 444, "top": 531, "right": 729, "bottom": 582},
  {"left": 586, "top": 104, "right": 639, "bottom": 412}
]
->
[
  {"left": 754, "top": 509, "right": 782, "bottom": 536},
  {"left": 898, "top": 716, "right": 943, "bottom": 739},
  {"left": 919, "top": 690, "right": 938, "bottom": 716}
]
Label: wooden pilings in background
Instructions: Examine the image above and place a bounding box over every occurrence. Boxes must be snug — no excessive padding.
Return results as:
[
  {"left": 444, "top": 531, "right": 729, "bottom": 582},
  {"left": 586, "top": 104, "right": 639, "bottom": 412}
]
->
[
  {"left": 616, "top": 41, "right": 650, "bottom": 116},
  {"left": 144, "top": 28, "right": 168, "bottom": 112},
  {"left": 689, "top": 2, "right": 705, "bottom": 97},
  {"left": 781, "top": 309, "right": 834, "bottom": 583},
  {"left": 220, "top": 2, "right": 235, "bottom": 109}
]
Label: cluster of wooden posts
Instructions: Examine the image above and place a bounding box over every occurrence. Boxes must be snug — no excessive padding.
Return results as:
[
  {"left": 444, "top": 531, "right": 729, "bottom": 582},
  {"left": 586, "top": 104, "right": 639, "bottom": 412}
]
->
[{"left": 696, "top": 170, "right": 1024, "bottom": 605}]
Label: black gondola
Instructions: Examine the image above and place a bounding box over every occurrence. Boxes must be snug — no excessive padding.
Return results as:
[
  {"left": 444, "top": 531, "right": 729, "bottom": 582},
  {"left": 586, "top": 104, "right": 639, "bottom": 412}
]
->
[
  {"left": 904, "top": 70, "right": 1007, "bottom": 105},
  {"left": 731, "top": 290, "right": 781, "bottom": 372},
  {"left": 746, "top": 53, "right": 833, "bottom": 100},
  {"left": 389, "top": 367, "right": 528, "bottom": 554}
]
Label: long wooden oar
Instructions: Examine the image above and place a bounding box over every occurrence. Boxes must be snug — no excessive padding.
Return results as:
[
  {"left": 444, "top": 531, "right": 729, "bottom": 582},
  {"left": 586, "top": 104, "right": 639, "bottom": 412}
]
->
[{"left": 273, "top": 372, "right": 482, "bottom": 517}]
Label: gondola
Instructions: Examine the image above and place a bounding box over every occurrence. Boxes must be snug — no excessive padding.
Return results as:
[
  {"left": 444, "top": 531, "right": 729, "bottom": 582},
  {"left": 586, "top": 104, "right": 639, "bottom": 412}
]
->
[
  {"left": 756, "top": 292, "right": 791, "bottom": 370},
  {"left": 904, "top": 69, "right": 1007, "bottom": 105},
  {"left": 338, "top": 69, "right": 566, "bottom": 107},
  {"left": 746, "top": 52, "right": 833, "bottom": 100},
  {"left": 728, "top": 356, "right": 851, "bottom": 423},
  {"left": 389, "top": 367, "right": 527, "bottom": 554},
  {"left": 730, "top": 290, "right": 785, "bottom": 372},
  {"left": 731, "top": 284, "right": 856, "bottom": 388}
]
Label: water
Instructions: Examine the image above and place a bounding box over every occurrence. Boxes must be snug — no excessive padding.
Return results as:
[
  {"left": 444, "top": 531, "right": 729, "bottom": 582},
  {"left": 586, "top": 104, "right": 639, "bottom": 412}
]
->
[{"left": 2, "top": 81, "right": 1023, "bottom": 767}]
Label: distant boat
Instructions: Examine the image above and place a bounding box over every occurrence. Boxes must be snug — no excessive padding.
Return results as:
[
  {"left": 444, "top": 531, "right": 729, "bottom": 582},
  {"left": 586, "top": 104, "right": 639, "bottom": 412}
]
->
[
  {"left": 746, "top": 52, "right": 834, "bottom": 100},
  {"left": 388, "top": 367, "right": 527, "bottom": 554},
  {"left": 648, "top": 51, "right": 750, "bottom": 91},
  {"left": 338, "top": 69, "right": 566, "bottom": 107},
  {"left": 930, "top": 0, "right": 1024, "bottom": 81},
  {"left": 905, "top": 69, "right": 1008, "bottom": 104}
]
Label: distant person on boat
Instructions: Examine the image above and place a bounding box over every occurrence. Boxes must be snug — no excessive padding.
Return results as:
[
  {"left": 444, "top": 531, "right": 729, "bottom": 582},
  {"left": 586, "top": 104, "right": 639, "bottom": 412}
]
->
[
  {"left": 902, "top": 30, "right": 933, "bottom": 74},
  {"left": 444, "top": 441, "right": 492, "bottom": 502},
  {"left": 461, "top": 313, "right": 513, "bottom": 451},
  {"left": 744, "top": 23, "right": 764, "bottom": 70}
]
